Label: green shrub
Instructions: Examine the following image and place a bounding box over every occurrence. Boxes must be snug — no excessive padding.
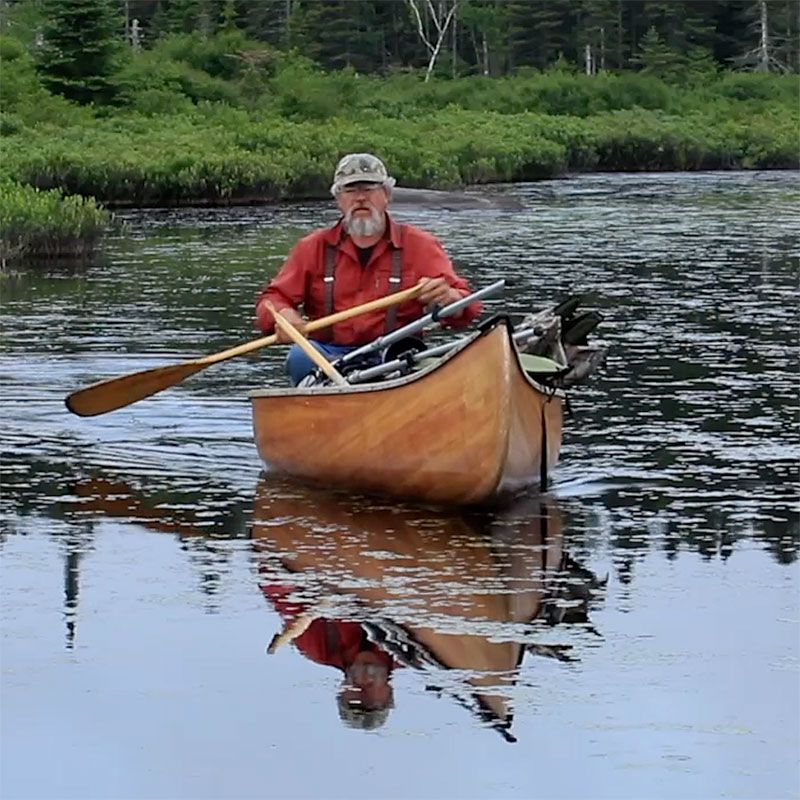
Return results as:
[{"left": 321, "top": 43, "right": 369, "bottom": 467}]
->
[
  {"left": 0, "top": 178, "right": 109, "bottom": 259},
  {"left": 0, "top": 113, "right": 24, "bottom": 135},
  {"left": 149, "top": 31, "right": 268, "bottom": 80},
  {"left": 0, "top": 34, "right": 25, "bottom": 61},
  {"left": 115, "top": 50, "right": 241, "bottom": 107}
]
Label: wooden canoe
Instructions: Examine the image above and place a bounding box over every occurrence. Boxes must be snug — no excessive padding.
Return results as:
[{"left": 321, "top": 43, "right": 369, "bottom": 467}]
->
[{"left": 250, "top": 318, "right": 564, "bottom": 505}]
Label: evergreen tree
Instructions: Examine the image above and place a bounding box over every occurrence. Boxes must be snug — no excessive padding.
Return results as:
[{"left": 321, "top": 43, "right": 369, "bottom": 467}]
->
[
  {"left": 239, "top": 0, "right": 289, "bottom": 47},
  {"left": 37, "top": 0, "right": 123, "bottom": 104},
  {"left": 631, "top": 24, "right": 684, "bottom": 79},
  {"left": 571, "top": 0, "right": 625, "bottom": 72},
  {"left": 290, "top": 0, "right": 380, "bottom": 71},
  {"left": 461, "top": 0, "right": 524, "bottom": 75},
  {"left": 506, "top": 0, "right": 567, "bottom": 71}
]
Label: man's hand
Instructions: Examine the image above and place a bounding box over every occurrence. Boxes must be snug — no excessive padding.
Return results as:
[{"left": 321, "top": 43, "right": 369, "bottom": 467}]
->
[
  {"left": 417, "top": 277, "right": 461, "bottom": 309},
  {"left": 271, "top": 306, "right": 307, "bottom": 344}
]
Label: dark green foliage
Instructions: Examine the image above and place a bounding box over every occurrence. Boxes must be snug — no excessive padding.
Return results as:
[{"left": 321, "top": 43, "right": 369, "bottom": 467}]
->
[
  {"left": 289, "top": 0, "right": 382, "bottom": 72},
  {"left": 146, "top": 29, "right": 259, "bottom": 79},
  {"left": 36, "top": 0, "right": 123, "bottom": 104}
]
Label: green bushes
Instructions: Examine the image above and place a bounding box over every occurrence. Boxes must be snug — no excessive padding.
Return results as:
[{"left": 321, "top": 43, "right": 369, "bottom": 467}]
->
[
  {"left": 0, "top": 28, "right": 797, "bottom": 220},
  {"left": 0, "top": 179, "right": 109, "bottom": 259},
  {"left": 147, "top": 31, "right": 267, "bottom": 81},
  {"left": 2, "top": 96, "right": 796, "bottom": 209},
  {"left": 0, "top": 107, "right": 572, "bottom": 203},
  {"left": 115, "top": 50, "right": 240, "bottom": 110}
]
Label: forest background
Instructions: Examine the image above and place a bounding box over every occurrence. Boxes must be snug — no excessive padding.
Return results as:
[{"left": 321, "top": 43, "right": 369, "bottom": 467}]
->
[{"left": 0, "top": 0, "right": 798, "bottom": 258}]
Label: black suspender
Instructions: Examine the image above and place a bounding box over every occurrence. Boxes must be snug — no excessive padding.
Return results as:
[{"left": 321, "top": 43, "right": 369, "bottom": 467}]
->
[{"left": 384, "top": 247, "right": 403, "bottom": 334}]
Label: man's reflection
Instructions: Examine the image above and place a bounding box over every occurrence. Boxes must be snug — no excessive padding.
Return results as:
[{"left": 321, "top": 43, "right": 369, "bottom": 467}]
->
[{"left": 263, "top": 587, "right": 395, "bottom": 729}]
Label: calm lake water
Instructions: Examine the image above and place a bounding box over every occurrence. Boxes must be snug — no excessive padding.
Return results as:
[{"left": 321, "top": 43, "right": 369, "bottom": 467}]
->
[{"left": 1, "top": 171, "right": 798, "bottom": 800}]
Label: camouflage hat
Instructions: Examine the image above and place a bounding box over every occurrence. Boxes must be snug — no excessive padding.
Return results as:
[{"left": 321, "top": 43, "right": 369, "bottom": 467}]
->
[{"left": 331, "top": 153, "right": 394, "bottom": 194}]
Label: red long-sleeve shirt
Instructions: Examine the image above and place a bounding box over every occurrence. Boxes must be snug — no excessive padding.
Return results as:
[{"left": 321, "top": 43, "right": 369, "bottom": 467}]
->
[{"left": 255, "top": 214, "right": 481, "bottom": 346}]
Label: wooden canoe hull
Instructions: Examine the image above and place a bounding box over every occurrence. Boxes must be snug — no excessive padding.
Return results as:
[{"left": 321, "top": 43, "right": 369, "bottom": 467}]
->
[{"left": 250, "top": 321, "right": 563, "bottom": 505}]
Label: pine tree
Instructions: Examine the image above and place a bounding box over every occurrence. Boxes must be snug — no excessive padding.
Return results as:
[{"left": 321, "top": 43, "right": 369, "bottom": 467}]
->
[
  {"left": 630, "top": 24, "right": 684, "bottom": 79},
  {"left": 37, "top": 0, "right": 123, "bottom": 104},
  {"left": 239, "top": 0, "right": 289, "bottom": 47},
  {"left": 507, "top": 0, "right": 570, "bottom": 71},
  {"left": 571, "top": 0, "right": 625, "bottom": 72},
  {"left": 290, "top": 0, "right": 380, "bottom": 71}
]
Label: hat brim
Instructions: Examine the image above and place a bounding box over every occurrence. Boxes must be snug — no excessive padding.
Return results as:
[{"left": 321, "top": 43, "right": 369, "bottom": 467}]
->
[{"left": 335, "top": 174, "right": 386, "bottom": 188}]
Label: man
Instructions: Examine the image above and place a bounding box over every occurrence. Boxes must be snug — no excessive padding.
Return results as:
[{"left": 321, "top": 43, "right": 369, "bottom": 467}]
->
[{"left": 256, "top": 153, "right": 482, "bottom": 385}]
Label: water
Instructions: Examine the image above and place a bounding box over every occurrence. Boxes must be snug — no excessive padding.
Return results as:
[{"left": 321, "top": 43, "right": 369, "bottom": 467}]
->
[{"left": 1, "top": 171, "right": 798, "bottom": 800}]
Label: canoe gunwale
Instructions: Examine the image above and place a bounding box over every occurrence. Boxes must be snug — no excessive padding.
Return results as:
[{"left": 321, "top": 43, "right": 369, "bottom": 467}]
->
[{"left": 249, "top": 318, "right": 566, "bottom": 399}]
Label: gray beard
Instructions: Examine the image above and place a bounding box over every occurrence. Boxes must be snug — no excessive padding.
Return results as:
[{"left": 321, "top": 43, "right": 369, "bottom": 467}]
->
[{"left": 344, "top": 207, "right": 386, "bottom": 238}]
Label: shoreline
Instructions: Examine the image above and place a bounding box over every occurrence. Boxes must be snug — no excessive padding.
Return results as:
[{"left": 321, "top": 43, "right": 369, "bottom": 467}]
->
[{"left": 3, "top": 166, "right": 798, "bottom": 263}]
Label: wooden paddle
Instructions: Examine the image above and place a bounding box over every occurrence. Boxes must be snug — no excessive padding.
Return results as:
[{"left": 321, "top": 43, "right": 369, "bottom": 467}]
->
[
  {"left": 265, "top": 301, "right": 347, "bottom": 386},
  {"left": 65, "top": 282, "right": 424, "bottom": 417}
]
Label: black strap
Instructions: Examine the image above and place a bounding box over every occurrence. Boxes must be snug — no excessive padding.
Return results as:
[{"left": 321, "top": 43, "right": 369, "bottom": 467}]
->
[
  {"left": 384, "top": 245, "right": 403, "bottom": 334},
  {"left": 319, "top": 243, "right": 336, "bottom": 342},
  {"left": 539, "top": 403, "right": 548, "bottom": 490},
  {"left": 324, "top": 243, "right": 336, "bottom": 316}
]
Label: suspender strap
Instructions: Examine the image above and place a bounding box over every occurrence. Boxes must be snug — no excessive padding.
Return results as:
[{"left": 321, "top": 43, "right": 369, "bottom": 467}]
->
[
  {"left": 384, "top": 235, "right": 404, "bottom": 334},
  {"left": 324, "top": 243, "right": 336, "bottom": 315},
  {"left": 320, "top": 243, "right": 336, "bottom": 342}
]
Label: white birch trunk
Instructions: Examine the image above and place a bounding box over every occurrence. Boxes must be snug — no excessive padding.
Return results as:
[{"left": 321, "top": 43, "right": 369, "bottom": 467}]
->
[
  {"left": 758, "top": 0, "right": 770, "bottom": 72},
  {"left": 406, "top": 0, "right": 460, "bottom": 82}
]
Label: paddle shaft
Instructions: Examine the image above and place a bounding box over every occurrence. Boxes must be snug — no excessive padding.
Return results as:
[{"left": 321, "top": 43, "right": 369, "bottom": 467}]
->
[
  {"left": 199, "top": 282, "right": 425, "bottom": 365},
  {"left": 337, "top": 279, "right": 506, "bottom": 368},
  {"left": 65, "top": 282, "right": 424, "bottom": 416},
  {"left": 265, "top": 302, "right": 347, "bottom": 386}
]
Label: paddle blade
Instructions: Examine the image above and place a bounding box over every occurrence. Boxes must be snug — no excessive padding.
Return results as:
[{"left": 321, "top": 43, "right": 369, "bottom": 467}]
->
[{"left": 65, "top": 361, "right": 204, "bottom": 417}]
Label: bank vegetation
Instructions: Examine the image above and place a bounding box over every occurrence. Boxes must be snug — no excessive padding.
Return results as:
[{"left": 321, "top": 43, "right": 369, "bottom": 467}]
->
[{"left": 1, "top": 1, "right": 798, "bottom": 259}]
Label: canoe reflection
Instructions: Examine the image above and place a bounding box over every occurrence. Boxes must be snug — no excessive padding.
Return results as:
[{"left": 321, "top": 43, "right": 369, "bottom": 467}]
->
[
  {"left": 252, "top": 480, "right": 603, "bottom": 742},
  {"left": 64, "top": 475, "right": 602, "bottom": 741}
]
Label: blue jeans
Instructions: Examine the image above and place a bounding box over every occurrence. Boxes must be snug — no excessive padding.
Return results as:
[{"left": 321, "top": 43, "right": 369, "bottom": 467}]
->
[{"left": 286, "top": 341, "right": 363, "bottom": 386}]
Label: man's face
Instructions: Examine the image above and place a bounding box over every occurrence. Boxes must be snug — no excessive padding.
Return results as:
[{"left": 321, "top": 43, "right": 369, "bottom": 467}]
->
[
  {"left": 337, "top": 182, "right": 389, "bottom": 238},
  {"left": 340, "top": 650, "right": 392, "bottom": 710}
]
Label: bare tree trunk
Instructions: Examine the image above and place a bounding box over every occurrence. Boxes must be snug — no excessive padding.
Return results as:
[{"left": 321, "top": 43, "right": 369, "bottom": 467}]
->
[
  {"left": 584, "top": 43, "right": 592, "bottom": 75},
  {"left": 405, "top": 0, "right": 460, "bottom": 82},
  {"left": 482, "top": 34, "right": 489, "bottom": 75},
  {"left": 757, "top": 0, "right": 770, "bottom": 71},
  {"left": 452, "top": 3, "right": 457, "bottom": 78},
  {"left": 600, "top": 26, "right": 606, "bottom": 70},
  {"left": 468, "top": 25, "right": 481, "bottom": 72}
]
